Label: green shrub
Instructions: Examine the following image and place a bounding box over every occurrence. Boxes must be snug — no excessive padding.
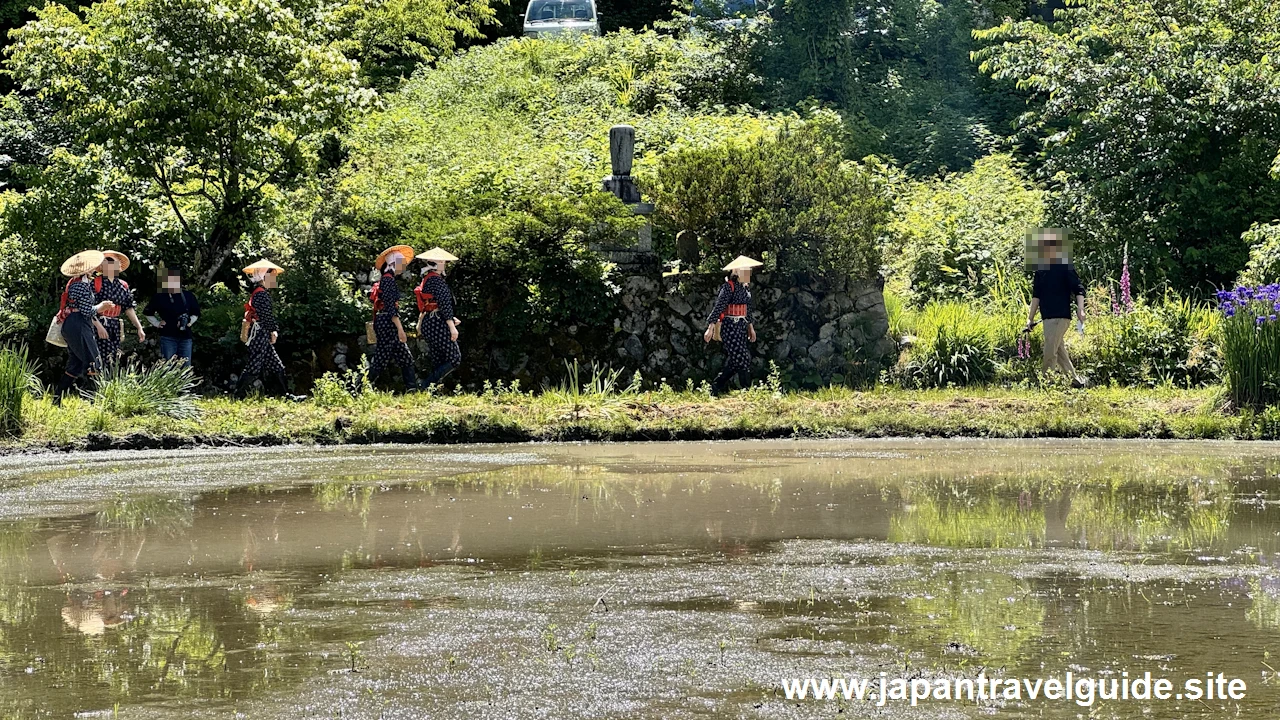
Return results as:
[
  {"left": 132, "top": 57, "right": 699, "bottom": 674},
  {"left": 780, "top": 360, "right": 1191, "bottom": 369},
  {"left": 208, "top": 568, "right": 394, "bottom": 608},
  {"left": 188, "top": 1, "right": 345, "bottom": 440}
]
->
[
  {"left": 653, "top": 114, "right": 888, "bottom": 278},
  {"left": 901, "top": 325, "right": 997, "bottom": 388},
  {"left": 0, "top": 344, "right": 37, "bottom": 436},
  {"left": 896, "top": 302, "right": 1005, "bottom": 388},
  {"left": 92, "top": 360, "right": 200, "bottom": 419},
  {"left": 885, "top": 154, "right": 1045, "bottom": 305},
  {"left": 1239, "top": 223, "right": 1280, "bottom": 285},
  {"left": 312, "top": 360, "right": 375, "bottom": 410},
  {"left": 1075, "top": 294, "right": 1220, "bottom": 388}
]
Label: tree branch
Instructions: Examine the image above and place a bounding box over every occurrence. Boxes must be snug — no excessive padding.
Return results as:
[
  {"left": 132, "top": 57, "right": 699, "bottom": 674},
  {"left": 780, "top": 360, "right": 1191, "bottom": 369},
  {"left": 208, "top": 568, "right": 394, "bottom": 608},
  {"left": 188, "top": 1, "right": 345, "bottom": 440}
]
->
[{"left": 151, "top": 156, "right": 202, "bottom": 247}]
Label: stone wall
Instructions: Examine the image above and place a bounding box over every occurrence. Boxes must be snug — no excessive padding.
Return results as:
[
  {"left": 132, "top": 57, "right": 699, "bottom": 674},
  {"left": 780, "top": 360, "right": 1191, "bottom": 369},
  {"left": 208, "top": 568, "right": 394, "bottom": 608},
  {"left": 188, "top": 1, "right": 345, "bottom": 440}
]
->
[
  {"left": 608, "top": 261, "right": 898, "bottom": 388},
  {"left": 297, "top": 262, "right": 898, "bottom": 391}
]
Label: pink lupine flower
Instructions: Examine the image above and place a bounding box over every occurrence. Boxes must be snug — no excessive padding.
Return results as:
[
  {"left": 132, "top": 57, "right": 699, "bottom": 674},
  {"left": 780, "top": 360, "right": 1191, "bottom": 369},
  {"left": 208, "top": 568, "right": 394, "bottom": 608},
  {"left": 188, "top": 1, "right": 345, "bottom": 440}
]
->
[{"left": 1120, "top": 244, "right": 1132, "bottom": 313}]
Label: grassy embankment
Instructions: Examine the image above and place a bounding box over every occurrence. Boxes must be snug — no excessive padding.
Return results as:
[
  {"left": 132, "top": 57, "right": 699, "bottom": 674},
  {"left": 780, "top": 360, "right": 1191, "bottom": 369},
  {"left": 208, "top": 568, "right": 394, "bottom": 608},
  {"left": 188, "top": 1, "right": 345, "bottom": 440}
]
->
[{"left": 4, "top": 383, "right": 1263, "bottom": 452}]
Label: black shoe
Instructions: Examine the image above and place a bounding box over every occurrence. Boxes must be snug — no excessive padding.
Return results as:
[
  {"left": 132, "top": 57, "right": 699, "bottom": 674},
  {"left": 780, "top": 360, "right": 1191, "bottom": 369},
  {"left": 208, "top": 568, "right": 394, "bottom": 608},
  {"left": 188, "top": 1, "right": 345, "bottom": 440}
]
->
[{"left": 234, "top": 373, "right": 257, "bottom": 399}]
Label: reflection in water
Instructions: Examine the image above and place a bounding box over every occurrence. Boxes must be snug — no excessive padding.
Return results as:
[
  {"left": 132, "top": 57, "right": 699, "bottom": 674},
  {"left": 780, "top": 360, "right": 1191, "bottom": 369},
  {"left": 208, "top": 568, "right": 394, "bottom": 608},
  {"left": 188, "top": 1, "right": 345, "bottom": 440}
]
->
[{"left": 0, "top": 440, "right": 1278, "bottom": 718}]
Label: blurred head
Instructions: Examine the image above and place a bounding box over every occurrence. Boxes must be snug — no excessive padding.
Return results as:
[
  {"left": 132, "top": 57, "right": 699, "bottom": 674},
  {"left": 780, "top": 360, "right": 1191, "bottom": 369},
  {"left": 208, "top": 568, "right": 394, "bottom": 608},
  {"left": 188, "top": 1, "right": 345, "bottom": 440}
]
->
[
  {"left": 250, "top": 268, "right": 279, "bottom": 288},
  {"left": 424, "top": 259, "right": 448, "bottom": 276},
  {"left": 383, "top": 251, "right": 406, "bottom": 275},
  {"left": 100, "top": 255, "right": 120, "bottom": 279},
  {"left": 162, "top": 268, "right": 182, "bottom": 292},
  {"left": 730, "top": 267, "right": 752, "bottom": 283},
  {"left": 1026, "top": 228, "right": 1072, "bottom": 267}
]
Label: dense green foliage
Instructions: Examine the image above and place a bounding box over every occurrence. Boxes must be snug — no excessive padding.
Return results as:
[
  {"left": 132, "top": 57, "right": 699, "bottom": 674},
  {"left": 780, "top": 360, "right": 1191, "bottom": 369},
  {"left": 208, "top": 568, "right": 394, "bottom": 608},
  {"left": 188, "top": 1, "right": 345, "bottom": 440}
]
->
[
  {"left": 653, "top": 116, "right": 887, "bottom": 277},
  {"left": 975, "top": 0, "right": 1280, "bottom": 289},
  {"left": 1240, "top": 223, "right": 1280, "bottom": 286},
  {"left": 7, "top": 0, "right": 375, "bottom": 286},
  {"left": 890, "top": 287, "right": 1220, "bottom": 390},
  {"left": 757, "top": 0, "right": 1026, "bottom": 174},
  {"left": 92, "top": 359, "right": 201, "bottom": 419},
  {"left": 339, "top": 32, "right": 773, "bottom": 375},
  {"left": 885, "top": 154, "right": 1044, "bottom": 304}
]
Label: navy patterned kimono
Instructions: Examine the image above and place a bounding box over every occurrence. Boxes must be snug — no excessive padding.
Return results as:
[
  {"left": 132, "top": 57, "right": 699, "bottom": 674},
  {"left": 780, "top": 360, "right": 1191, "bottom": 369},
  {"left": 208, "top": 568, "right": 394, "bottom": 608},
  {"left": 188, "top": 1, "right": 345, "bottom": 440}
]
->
[
  {"left": 415, "top": 271, "right": 461, "bottom": 374},
  {"left": 243, "top": 287, "right": 285, "bottom": 376},
  {"left": 92, "top": 275, "right": 135, "bottom": 367},
  {"left": 369, "top": 270, "right": 416, "bottom": 384},
  {"left": 62, "top": 279, "right": 101, "bottom": 378},
  {"left": 707, "top": 277, "right": 753, "bottom": 391}
]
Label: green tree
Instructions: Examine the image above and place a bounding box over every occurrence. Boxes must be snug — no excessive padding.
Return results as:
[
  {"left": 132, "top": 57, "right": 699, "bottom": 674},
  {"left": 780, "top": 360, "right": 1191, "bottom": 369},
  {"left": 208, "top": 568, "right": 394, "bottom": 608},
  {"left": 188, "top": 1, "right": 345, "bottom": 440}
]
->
[
  {"left": 757, "top": 0, "right": 1030, "bottom": 174},
  {"left": 974, "top": 0, "right": 1280, "bottom": 289},
  {"left": 6, "top": 0, "right": 375, "bottom": 286},
  {"left": 324, "top": 0, "right": 504, "bottom": 86}
]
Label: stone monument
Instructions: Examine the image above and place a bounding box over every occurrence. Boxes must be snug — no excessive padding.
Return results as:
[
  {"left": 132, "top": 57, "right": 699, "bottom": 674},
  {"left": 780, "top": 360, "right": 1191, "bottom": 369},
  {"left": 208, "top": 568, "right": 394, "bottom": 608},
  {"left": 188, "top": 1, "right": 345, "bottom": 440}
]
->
[{"left": 599, "top": 124, "right": 653, "bottom": 260}]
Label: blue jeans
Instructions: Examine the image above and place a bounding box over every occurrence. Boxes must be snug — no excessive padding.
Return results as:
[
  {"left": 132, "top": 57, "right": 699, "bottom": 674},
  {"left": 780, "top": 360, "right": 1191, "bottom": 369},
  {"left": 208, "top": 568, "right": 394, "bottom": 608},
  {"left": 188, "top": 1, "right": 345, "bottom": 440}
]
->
[{"left": 159, "top": 336, "right": 193, "bottom": 363}]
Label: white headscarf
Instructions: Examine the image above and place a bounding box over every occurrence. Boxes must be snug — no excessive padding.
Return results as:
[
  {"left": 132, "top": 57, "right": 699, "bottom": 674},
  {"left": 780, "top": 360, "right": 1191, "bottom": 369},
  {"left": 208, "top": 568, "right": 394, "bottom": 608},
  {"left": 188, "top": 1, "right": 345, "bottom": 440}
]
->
[
  {"left": 378, "top": 251, "right": 405, "bottom": 275},
  {"left": 250, "top": 268, "right": 269, "bottom": 283}
]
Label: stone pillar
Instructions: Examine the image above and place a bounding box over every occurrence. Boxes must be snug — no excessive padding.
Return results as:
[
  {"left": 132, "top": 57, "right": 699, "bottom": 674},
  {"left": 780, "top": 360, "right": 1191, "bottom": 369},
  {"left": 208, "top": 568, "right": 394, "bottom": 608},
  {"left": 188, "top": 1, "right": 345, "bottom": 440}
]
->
[{"left": 597, "top": 124, "right": 653, "bottom": 265}]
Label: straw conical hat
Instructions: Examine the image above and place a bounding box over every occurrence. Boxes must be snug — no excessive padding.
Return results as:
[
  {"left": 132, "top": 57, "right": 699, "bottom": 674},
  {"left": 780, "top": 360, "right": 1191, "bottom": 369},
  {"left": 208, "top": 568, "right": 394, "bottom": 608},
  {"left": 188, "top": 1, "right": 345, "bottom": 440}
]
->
[
  {"left": 375, "top": 245, "right": 415, "bottom": 270},
  {"left": 242, "top": 259, "right": 284, "bottom": 275},
  {"left": 420, "top": 247, "right": 459, "bottom": 263},
  {"left": 722, "top": 255, "right": 763, "bottom": 271},
  {"left": 101, "top": 251, "right": 130, "bottom": 272},
  {"left": 61, "top": 250, "right": 105, "bottom": 277}
]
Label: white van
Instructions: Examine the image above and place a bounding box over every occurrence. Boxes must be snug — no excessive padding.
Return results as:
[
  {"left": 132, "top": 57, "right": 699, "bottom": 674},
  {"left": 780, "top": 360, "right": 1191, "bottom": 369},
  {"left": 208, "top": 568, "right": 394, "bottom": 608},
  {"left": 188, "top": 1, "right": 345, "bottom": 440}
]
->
[{"left": 522, "top": 0, "right": 602, "bottom": 38}]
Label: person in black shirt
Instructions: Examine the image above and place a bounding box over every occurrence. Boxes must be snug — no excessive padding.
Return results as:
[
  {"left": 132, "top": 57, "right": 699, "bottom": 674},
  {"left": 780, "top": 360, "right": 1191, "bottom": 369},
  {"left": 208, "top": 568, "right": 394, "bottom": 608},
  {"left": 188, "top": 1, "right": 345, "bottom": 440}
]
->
[
  {"left": 1025, "top": 229, "right": 1087, "bottom": 387},
  {"left": 144, "top": 267, "right": 200, "bottom": 364}
]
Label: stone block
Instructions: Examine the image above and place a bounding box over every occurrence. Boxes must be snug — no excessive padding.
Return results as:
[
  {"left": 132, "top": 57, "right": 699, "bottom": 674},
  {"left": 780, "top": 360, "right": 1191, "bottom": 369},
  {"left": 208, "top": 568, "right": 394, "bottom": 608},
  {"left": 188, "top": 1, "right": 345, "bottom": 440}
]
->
[
  {"left": 808, "top": 340, "right": 836, "bottom": 361},
  {"left": 666, "top": 293, "right": 693, "bottom": 316},
  {"left": 670, "top": 331, "right": 689, "bottom": 356},
  {"left": 625, "top": 334, "right": 645, "bottom": 361}
]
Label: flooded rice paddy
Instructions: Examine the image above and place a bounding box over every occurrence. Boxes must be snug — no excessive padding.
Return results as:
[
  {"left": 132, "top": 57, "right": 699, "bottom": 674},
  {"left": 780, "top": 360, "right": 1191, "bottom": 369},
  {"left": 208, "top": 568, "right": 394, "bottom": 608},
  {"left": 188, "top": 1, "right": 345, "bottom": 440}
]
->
[{"left": 2, "top": 440, "right": 1280, "bottom": 718}]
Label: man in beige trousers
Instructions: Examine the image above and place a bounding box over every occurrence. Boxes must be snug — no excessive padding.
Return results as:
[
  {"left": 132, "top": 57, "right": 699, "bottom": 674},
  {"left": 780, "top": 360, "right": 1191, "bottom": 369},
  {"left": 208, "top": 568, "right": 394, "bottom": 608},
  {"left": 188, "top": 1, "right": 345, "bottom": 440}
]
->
[{"left": 1025, "top": 231, "right": 1088, "bottom": 388}]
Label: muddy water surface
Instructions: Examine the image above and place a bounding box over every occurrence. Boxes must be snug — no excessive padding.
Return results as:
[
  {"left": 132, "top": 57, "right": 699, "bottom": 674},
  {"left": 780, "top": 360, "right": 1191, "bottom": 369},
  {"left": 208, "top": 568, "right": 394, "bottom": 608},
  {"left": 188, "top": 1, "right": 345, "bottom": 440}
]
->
[{"left": 2, "top": 440, "right": 1280, "bottom": 718}]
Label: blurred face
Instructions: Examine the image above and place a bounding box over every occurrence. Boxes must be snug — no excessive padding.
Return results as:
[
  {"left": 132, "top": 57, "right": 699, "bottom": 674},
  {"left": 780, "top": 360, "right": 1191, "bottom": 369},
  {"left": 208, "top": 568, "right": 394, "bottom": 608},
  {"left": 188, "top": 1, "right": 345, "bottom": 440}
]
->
[
  {"left": 1026, "top": 228, "right": 1071, "bottom": 267},
  {"left": 262, "top": 271, "right": 279, "bottom": 289},
  {"left": 163, "top": 273, "right": 181, "bottom": 292},
  {"left": 100, "top": 257, "right": 119, "bottom": 278},
  {"left": 734, "top": 267, "right": 752, "bottom": 283}
]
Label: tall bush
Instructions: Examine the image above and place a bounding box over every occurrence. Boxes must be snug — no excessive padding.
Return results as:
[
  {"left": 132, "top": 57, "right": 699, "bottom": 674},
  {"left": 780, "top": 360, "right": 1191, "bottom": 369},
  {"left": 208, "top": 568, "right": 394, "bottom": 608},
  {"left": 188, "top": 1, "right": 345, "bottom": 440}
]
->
[
  {"left": 653, "top": 115, "right": 888, "bottom": 278},
  {"left": 885, "top": 154, "right": 1044, "bottom": 306},
  {"left": 1239, "top": 223, "right": 1280, "bottom": 286}
]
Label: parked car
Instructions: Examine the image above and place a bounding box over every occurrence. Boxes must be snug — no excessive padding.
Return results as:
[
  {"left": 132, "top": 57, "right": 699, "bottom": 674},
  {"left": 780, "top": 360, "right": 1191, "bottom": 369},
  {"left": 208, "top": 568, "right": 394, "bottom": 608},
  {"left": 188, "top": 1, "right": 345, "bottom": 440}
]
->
[{"left": 522, "top": 0, "right": 601, "bottom": 38}]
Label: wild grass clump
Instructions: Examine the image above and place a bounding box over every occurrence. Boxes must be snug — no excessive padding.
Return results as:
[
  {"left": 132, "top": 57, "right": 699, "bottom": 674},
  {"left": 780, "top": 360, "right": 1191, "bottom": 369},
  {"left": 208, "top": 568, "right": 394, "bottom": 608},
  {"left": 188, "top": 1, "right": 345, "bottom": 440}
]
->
[
  {"left": 544, "top": 359, "right": 638, "bottom": 421},
  {"left": 92, "top": 359, "right": 200, "bottom": 419},
  {"left": 313, "top": 359, "right": 377, "bottom": 410},
  {"left": 1217, "top": 285, "right": 1280, "bottom": 408},
  {"left": 0, "top": 344, "right": 37, "bottom": 436},
  {"left": 896, "top": 302, "right": 1004, "bottom": 388}
]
